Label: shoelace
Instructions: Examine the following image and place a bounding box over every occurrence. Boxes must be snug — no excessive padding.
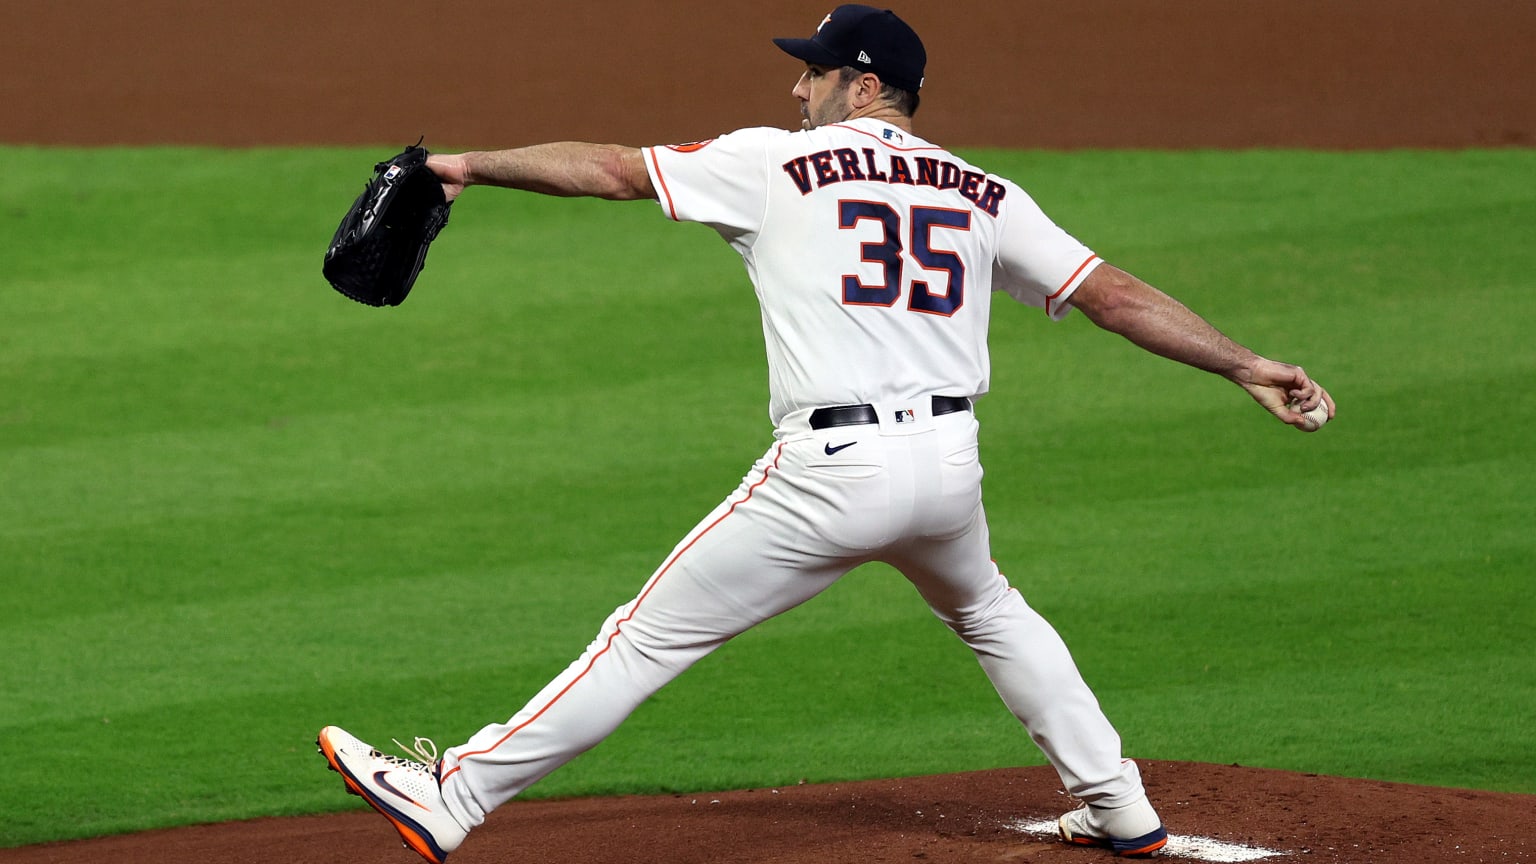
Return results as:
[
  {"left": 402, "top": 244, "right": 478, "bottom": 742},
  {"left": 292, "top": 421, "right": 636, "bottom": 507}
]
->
[{"left": 391, "top": 736, "right": 440, "bottom": 768}]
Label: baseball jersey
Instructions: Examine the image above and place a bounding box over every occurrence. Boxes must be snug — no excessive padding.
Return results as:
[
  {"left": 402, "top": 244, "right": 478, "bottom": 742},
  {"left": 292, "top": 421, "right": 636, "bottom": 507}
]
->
[{"left": 642, "top": 118, "right": 1101, "bottom": 425}]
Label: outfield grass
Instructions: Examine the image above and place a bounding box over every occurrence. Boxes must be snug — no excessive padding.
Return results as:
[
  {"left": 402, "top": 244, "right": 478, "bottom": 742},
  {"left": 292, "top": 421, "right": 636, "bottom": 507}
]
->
[{"left": 1, "top": 146, "right": 1532, "bottom": 847}]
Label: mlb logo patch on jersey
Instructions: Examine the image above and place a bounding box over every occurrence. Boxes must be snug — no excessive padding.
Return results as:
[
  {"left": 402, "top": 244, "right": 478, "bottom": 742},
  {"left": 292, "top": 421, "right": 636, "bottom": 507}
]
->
[
  {"left": 882, "top": 128, "right": 905, "bottom": 145},
  {"left": 893, "top": 408, "right": 915, "bottom": 423}
]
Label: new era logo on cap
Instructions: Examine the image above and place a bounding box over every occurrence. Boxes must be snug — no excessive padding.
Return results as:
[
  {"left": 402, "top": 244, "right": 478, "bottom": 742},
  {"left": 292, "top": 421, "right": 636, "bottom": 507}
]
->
[{"left": 858, "top": 50, "right": 872, "bottom": 63}]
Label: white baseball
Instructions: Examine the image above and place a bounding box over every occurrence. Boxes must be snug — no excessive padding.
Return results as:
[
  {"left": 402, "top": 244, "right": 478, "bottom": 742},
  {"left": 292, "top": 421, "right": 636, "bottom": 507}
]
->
[{"left": 1290, "top": 398, "right": 1330, "bottom": 431}]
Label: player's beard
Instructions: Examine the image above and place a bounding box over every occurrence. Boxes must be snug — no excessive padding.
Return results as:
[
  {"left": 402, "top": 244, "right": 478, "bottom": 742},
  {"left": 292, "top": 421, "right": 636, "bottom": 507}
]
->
[
  {"left": 801, "top": 80, "right": 856, "bottom": 130},
  {"left": 801, "top": 105, "right": 851, "bottom": 131},
  {"left": 799, "top": 101, "right": 821, "bottom": 130}
]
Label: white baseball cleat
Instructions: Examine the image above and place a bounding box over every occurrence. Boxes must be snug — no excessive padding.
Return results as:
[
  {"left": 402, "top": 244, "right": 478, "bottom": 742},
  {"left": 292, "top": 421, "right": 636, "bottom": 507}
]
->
[
  {"left": 1058, "top": 797, "right": 1168, "bottom": 857},
  {"left": 317, "top": 725, "right": 468, "bottom": 863}
]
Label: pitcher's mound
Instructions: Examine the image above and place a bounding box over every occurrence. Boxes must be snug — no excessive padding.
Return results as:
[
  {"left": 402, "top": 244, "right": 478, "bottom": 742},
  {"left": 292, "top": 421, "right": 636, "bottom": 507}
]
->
[{"left": 5, "top": 762, "right": 1531, "bottom": 864}]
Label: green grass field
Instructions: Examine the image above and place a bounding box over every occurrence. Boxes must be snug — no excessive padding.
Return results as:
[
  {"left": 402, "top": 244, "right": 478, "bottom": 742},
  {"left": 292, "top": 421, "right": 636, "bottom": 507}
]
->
[{"left": 1, "top": 146, "right": 1532, "bottom": 848}]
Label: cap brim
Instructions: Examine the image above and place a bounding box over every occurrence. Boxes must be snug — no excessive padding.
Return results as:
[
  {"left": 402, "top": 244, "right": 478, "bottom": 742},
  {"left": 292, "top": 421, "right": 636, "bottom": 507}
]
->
[{"left": 773, "top": 37, "right": 843, "bottom": 68}]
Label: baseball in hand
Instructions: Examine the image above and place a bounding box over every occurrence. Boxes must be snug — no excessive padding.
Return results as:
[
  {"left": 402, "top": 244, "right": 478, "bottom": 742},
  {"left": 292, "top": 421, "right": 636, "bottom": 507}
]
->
[{"left": 1289, "top": 398, "right": 1331, "bottom": 432}]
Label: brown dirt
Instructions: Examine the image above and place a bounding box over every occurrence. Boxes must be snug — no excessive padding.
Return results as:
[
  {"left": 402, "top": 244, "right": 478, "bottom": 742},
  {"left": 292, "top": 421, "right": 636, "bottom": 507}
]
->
[
  {"left": 3, "top": 1, "right": 1534, "bottom": 862},
  {"left": 2, "top": 763, "right": 1532, "bottom": 863}
]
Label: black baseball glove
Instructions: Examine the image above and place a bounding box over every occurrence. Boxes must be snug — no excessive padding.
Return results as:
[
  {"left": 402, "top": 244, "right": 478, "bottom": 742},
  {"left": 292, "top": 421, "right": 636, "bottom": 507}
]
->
[{"left": 323, "top": 143, "right": 453, "bottom": 307}]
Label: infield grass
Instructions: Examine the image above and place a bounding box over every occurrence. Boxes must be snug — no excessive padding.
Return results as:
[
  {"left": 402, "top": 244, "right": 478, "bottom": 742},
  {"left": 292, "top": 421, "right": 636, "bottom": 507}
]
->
[{"left": 1, "top": 146, "right": 1532, "bottom": 847}]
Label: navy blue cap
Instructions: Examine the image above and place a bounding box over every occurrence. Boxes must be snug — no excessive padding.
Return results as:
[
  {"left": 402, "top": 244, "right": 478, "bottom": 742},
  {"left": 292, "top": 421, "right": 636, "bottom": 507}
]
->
[{"left": 773, "top": 5, "right": 926, "bottom": 92}]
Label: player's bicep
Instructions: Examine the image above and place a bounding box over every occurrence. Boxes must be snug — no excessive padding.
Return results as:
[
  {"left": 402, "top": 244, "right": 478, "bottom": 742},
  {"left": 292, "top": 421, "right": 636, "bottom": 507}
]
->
[
  {"left": 993, "top": 183, "right": 1100, "bottom": 318},
  {"left": 643, "top": 129, "right": 780, "bottom": 233}
]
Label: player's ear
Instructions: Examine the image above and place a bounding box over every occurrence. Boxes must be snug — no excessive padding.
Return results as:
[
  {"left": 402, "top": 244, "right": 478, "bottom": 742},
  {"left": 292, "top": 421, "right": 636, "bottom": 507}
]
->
[{"left": 851, "top": 72, "right": 883, "bottom": 108}]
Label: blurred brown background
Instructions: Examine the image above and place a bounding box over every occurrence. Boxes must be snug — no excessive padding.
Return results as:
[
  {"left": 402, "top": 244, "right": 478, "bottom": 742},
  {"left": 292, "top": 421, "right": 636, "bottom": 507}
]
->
[{"left": 3, "top": 0, "right": 1533, "bottom": 148}]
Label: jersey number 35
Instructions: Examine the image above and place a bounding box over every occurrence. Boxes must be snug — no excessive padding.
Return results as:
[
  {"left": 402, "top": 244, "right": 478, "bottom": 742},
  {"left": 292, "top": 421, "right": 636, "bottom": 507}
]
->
[{"left": 839, "top": 200, "right": 970, "bottom": 317}]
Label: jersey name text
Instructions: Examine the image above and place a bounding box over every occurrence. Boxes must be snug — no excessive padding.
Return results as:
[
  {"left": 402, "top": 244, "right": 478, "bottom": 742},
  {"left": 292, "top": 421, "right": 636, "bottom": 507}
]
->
[{"left": 781, "top": 148, "right": 1007, "bottom": 216}]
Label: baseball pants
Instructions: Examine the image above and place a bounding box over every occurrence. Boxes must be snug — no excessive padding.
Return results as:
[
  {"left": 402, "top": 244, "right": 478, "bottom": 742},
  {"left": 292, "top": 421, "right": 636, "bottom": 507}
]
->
[{"left": 439, "top": 400, "right": 1145, "bottom": 828}]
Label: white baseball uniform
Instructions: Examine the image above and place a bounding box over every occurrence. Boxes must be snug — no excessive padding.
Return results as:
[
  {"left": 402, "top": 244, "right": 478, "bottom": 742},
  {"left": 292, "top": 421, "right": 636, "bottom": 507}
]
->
[{"left": 437, "top": 117, "right": 1148, "bottom": 828}]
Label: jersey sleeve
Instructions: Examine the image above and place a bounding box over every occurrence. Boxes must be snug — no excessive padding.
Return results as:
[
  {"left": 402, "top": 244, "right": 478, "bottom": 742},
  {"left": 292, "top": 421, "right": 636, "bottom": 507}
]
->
[
  {"left": 991, "top": 178, "right": 1103, "bottom": 320},
  {"left": 642, "top": 127, "right": 786, "bottom": 240}
]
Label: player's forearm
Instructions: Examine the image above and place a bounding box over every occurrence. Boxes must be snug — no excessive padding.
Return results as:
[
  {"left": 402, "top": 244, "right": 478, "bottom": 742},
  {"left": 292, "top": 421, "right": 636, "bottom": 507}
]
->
[
  {"left": 462, "top": 143, "right": 653, "bottom": 201},
  {"left": 1068, "top": 264, "right": 1258, "bottom": 381}
]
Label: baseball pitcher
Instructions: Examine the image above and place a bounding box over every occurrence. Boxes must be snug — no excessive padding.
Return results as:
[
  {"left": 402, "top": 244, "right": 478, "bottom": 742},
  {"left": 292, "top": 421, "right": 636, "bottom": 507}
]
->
[{"left": 318, "top": 5, "right": 1334, "bottom": 861}]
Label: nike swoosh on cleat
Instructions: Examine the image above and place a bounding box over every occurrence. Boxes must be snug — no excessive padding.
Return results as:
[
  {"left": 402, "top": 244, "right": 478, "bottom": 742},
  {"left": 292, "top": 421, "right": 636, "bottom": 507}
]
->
[
  {"left": 373, "top": 771, "right": 430, "bottom": 811},
  {"left": 824, "top": 441, "right": 856, "bottom": 455}
]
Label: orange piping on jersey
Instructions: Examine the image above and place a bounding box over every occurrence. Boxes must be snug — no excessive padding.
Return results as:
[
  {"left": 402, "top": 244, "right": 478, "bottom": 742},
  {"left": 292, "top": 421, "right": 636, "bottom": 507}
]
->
[
  {"left": 439, "top": 442, "right": 789, "bottom": 783},
  {"left": 1045, "top": 254, "right": 1101, "bottom": 317},
  {"left": 831, "top": 122, "right": 946, "bottom": 153},
  {"left": 647, "top": 147, "right": 680, "bottom": 221}
]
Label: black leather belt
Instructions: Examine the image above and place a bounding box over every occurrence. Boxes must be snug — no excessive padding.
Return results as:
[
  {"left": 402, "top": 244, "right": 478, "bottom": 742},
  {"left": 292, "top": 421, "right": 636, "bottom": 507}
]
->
[{"left": 809, "top": 395, "right": 971, "bottom": 430}]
